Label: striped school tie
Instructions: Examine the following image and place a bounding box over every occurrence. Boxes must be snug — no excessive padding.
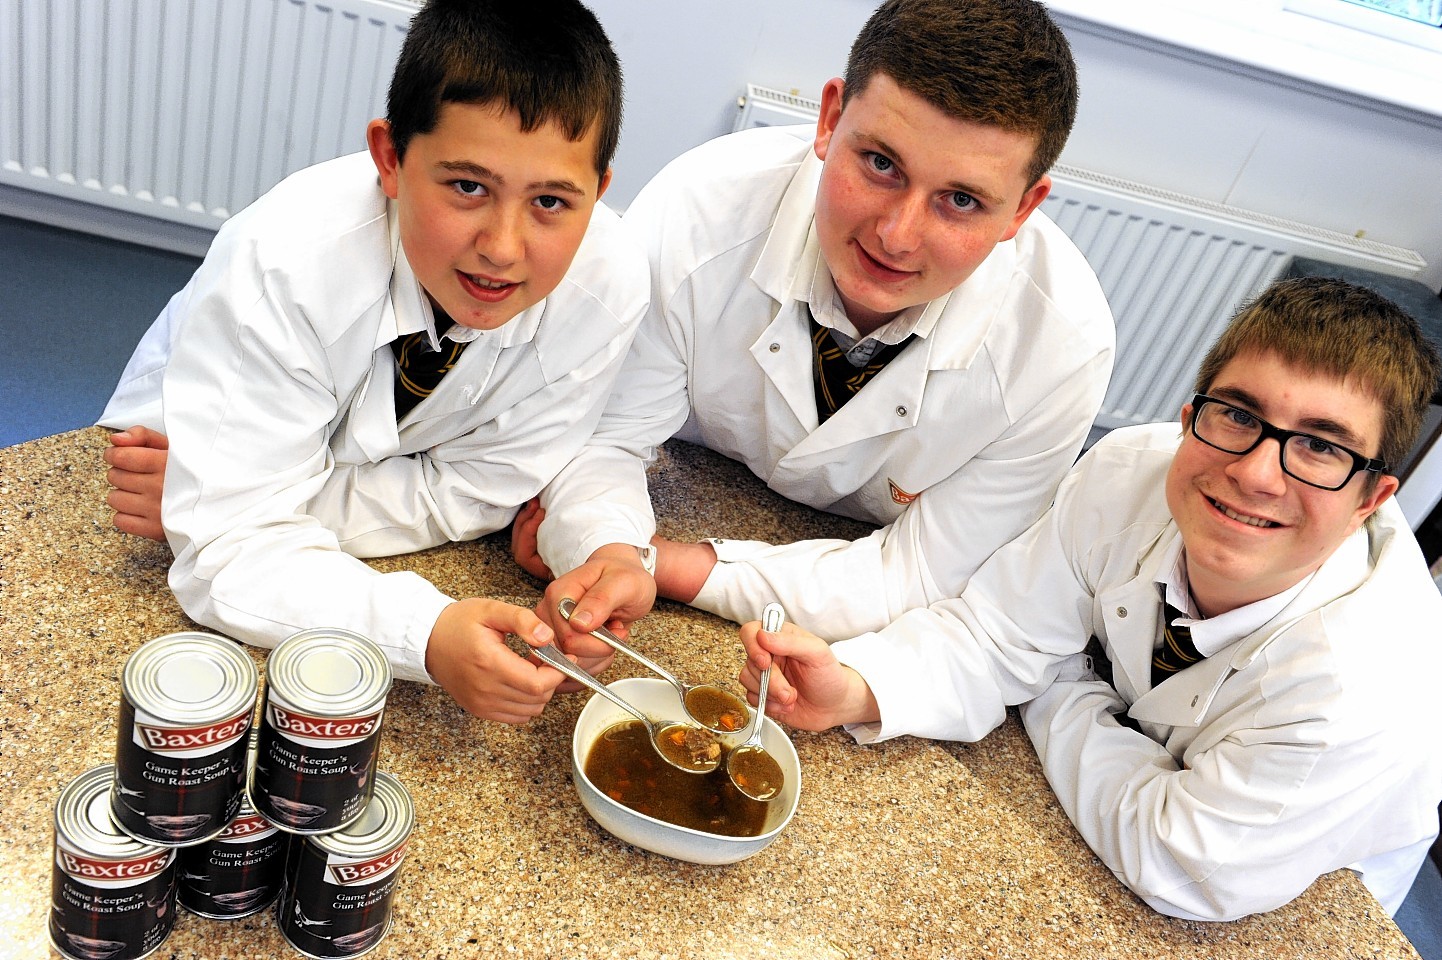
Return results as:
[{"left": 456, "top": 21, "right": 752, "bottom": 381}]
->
[
  {"left": 1151, "top": 603, "right": 1203, "bottom": 687},
  {"left": 391, "top": 321, "right": 465, "bottom": 420},
  {"left": 809, "top": 313, "right": 914, "bottom": 424}
]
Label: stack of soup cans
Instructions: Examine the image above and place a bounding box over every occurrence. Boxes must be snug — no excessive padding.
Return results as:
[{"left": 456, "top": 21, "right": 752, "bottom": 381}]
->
[{"left": 49, "top": 628, "right": 414, "bottom": 960}]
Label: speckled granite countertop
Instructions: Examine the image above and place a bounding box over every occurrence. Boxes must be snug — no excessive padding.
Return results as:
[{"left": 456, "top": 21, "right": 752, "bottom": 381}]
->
[{"left": 1, "top": 428, "right": 1421, "bottom": 959}]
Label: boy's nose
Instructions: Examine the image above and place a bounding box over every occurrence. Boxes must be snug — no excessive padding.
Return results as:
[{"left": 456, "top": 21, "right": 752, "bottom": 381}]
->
[
  {"left": 1225, "top": 438, "right": 1289, "bottom": 496},
  {"left": 875, "top": 193, "right": 924, "bottom": 258},
  {"left": 476, "top": 207, "right": 524, "bottom": 268}
]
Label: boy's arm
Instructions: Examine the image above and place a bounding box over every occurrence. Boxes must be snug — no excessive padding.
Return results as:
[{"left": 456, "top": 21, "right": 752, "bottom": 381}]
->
[
  {"left": 1017, "top": 673, "right": 1399, "bottom": 921},
  {"left": 821, "top": 446, "right": 1110, "bottom": 745},
  {"left": 688, "top": 348, "right": 1112, "bottom": 639}
]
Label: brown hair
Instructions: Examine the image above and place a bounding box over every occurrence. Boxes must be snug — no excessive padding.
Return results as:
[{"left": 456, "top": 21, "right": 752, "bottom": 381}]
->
[
  {"left": 1194, "top": 276, "right": 1440, "bottom": 471},
  {"left": 842, "top": 0, "right": 1077, "bottom": 187},
  {"left": 385, "top": 0, "right": 622, "bottom": 178}
]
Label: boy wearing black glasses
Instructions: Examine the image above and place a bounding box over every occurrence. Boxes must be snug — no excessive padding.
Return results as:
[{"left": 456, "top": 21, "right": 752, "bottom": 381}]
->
[{"left": 739, "top": 276, "right": 1442, "bottom": 921}]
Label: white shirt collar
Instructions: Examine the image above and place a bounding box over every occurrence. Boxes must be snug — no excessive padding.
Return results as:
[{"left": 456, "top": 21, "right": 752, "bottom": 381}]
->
[{"left": 1153, "top": 536, "right": 1311, "bottom": 658}]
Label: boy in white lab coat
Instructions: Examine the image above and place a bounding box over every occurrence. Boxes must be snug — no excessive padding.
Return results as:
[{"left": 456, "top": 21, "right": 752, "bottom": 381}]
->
[
  {"left": 520, "top": 0, "right": 1115, "bottom": 645},
  {"left": 737, "top": 277, "right": 1442, "bottom": 921},
  {"left": 97, "top": 0, "right": 645, "bottom": 723}
]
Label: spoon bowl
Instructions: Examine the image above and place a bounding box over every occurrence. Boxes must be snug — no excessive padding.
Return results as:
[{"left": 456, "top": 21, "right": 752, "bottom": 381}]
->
[
  {"left": 727, "top": 603, "right": 787, "bottom": 801},
  {"left": 530, "top": 643, "right": 720, "bottom": 774},
  {"left": 558, "top": 598, "right": 750, "bottom": 735}
]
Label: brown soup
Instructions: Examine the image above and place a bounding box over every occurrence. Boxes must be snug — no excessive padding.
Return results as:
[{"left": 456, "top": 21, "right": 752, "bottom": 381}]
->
[
  {"left": 683, "top": 685, "right": 750, "bottom": 733},
  {"left": 585, "top": 720, "right": 771, "bottom": 837}
]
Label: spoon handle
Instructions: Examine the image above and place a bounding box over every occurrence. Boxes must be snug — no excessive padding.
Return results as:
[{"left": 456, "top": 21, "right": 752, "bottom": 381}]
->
[
  {"left": 529, "top": 642, "right": 650, "bottom": 726},
  {"left": 557, "top": 598, "right": 684, "bottom": 688},
  {"left": 751, "top": 603, "right": 786, "bottom": 736}
]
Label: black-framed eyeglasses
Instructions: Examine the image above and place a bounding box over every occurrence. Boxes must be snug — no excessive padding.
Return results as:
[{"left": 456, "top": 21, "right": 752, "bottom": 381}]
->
[{"left": 1188, "top": 394, "right": 1388, "bottom": 491}]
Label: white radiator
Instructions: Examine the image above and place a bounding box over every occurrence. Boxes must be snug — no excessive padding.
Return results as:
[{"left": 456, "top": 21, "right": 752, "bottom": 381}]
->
[
  {"left": 733, "top": 84, "right": 1427, "bottom": 431},
  {"left": 1, "top": 0, "right": 414, "bottom": 246}
]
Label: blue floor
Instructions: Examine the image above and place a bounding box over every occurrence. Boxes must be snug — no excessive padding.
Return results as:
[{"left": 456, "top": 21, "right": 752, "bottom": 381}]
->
[
  {"left": 0, "top": 213, "right": 200, "bottom": 447},
  {"left": 3, "top": 213, "right": 1442, "bottom": 957}
]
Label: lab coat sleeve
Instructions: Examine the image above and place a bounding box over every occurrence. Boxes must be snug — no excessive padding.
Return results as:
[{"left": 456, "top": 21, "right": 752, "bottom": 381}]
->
[
  {"left": 693, "top": 346, "right": 1112, "bottom": 638},
  {"left": 160, "top": 263, "right": 450, "bottom": 683},
  {"left": 534, "top": 275, "right": 691, "bottom": 575},
  {"left": 828, "top": 453, "right": 1108, "bottom": 743},
  {"left": 1017, "top": 672, "right": 1402, "bottom": 921}
]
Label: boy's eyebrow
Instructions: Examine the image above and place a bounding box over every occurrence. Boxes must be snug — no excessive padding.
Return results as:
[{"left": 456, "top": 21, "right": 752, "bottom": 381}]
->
[
  {"left": 850, "top": 132, "right": 1006, "bottom": 207},
  {"left": 1208, "top": 384, "right": 1371, "bottom": 450},
  {"left": 436, "top": 160, "right": 588, "bottom": 196}
]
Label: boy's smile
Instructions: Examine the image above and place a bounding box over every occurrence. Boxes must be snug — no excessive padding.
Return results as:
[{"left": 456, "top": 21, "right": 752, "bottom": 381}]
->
[
  {"left": 1165, "top": 350, "right": 1397, "bottom": 617},
  {"left": 810, "top": 74, "right": 1051, "bottom": 336},
  {"left": 368, "top": 102, "right": 610, "bottom": 331}
]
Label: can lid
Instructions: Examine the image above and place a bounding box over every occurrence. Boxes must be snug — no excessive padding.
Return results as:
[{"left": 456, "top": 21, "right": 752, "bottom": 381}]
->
[
  {"left": 56, "top": 765, "right": 171, "bottom": 859},
  {"left": 266, "top": 628, "right": 392, "bottom": 717},
  {"left": 310, "top": 771, "right": 414, "bottom": 858},
  {"left": 121, "top": 632, "right": 259, "bottom": 723}
]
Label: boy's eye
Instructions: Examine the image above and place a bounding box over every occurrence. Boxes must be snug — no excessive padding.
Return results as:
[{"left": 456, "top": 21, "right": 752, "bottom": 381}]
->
[
  {"left": 453, "top": 180, "right": 485, "bottom": 197},
  {"left": 864, "top": 151, "right": 895, "bottom": 175},
  {"left": 534, "top": 195, "right": 569, "bottom": 211},
  {"left": 947, "top": 191, "right": 978, "bottom": 212}
]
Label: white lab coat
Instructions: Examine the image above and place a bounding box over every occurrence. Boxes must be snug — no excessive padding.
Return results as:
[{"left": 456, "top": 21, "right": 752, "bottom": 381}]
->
[
  {"left": 833, "top": 424, "right": 1442, "bottom": 920},
  {"left": 536, "top": 126, "right": 1114, "bottom": 637},
  {"left": 99, "top": 151, "right": 648, "bottom": 682}
]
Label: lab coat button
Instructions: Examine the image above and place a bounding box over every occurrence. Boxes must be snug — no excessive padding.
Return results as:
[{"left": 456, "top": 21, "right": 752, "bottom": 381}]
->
[
  {"left": 896, "top": 406, "right": 907, "bottom": 417},
  {"left": 1117, "top": 606, "right": 1128, "bottom": 618},
  {"left": 769, "top": 343, "right": 780, "bottom": 353}
]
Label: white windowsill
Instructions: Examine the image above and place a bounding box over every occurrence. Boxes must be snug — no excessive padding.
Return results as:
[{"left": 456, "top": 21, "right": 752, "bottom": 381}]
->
[{"left": 1044, "top": 0, "right": 1442, "bottom": 120}]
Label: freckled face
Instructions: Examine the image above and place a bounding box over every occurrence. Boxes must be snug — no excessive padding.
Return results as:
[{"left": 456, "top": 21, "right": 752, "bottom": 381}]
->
[
  {"left": 1165, "top": 350, "right": 1396, "bottom": 616},
  {"left": 811, "top": 74, "right": 1050, "bottom": 335},
  {"left": 368, "top": 101, "right": 610, "bottom": 330}
]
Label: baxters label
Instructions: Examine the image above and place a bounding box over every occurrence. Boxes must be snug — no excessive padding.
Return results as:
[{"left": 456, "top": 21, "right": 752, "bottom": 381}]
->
[
  {"left": 268, "top": 704, "right": 383, "bottom": 748},
  {"left": 326, "top": 842, "right": 408, "bottom": 886},
  {"left": 57, "top": 847, "right": 175, "bottom": 888},
  {"left": 132, "top": 710, "right": 251, "bottom": 757},
  {"left": 218, "top": 813, "right": 278, "bottom": 843}
]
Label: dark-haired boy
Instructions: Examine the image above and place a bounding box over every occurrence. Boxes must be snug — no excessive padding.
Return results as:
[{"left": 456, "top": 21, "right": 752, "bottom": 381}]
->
[
  {"left": 740, "top": 277, "right": 1442, "bottom": 920},
  {"left": 522, "top": 0, "right": 1115, "bottom": 643},
  {"left": 98, "top": 0, "right": 643, "bottom": 722}
]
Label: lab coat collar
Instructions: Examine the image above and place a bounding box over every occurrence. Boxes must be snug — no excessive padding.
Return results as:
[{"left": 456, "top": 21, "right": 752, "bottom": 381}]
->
[{"left": 1124, "top": 520, "right": 1374, "bottom": 728}]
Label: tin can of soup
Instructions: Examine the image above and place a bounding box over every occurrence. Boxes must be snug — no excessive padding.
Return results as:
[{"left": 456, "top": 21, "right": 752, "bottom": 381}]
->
[
  {"left": 50, "top": 765, "right": 178, "bottom": 960},
  {"left": 177, "top": 789, "right": 288, "bottom": 918},
  {"left": 110, "top": 632, "right": 258, "bottom": 846},
  {"left": 249, "top": 628, "right": 391, "bottom": 834},
  {"left": 276, "top": 772, "right": 414, "bottom": 958}
]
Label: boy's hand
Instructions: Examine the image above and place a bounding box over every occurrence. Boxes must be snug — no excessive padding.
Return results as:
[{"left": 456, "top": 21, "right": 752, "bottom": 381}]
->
[
  {"left": 651, "top": 537, "right": 716, "bottom": 603},
  {"left": 539, "top": 543, "right": 655, "bottom": 689},
  {"left": 509, "top": 498, "right": 553, "bottom": 580},
  {"left": 739, "top": 618, "right": 880, "bottom": 732},
  {"left": 425, "top": 598, "right": 568, "bottom": 724},
  {"left": 103, "top": 426, "right": 170, "bottom": 541}
]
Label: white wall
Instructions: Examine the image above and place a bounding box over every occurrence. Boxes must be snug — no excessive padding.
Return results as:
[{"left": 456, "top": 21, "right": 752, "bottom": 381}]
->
[{"left": 585, "top": 0, "right": 875, "bottom": 209}]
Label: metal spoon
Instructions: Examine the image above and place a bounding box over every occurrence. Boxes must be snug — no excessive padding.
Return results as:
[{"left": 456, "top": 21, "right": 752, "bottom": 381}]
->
[
  {"left": 557, "top": 598, "right": 750, "bottom": 736},
  {"left": 726, "top": 602, "right": 787, "bottom": 802},
  {"left": 529, "top": 641, "right": 720, "bottom": 774}
]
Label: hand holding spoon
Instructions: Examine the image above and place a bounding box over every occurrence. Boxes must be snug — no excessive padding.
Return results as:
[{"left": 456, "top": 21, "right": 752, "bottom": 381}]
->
[
  {"left": 726, "top": 602, "right": 787, "bottom": 801},
  {"left": 558, "top": 598, "right": 750, "bottom": 735},
  {"left": 529, "top": 642, "right": 721, "bottom": 774}
]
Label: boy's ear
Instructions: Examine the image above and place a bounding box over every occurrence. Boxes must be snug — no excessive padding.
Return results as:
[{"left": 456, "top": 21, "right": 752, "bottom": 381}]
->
[
  {"left": 367, "top": 119, "right": 402, "bottom": 201},
  {"left": 1000, "top": 173, "right": 1052, "bottom": 243},
  {"left": 597, "top": 166, "right": 613, "bottom": 201},
  {"left": 812, "top": 78, "right": 846, "bottom": 162}
]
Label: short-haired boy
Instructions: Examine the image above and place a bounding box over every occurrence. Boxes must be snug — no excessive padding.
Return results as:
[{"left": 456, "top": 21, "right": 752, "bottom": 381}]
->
[
  {"left": 524, "top": 0, "right": 1115, "bottom": 643},
  {"left": 98, "top": 0, "right": 645, "bottom": 722},
  {"left": 741, "top": 277, "right": 1442, "bottom": 920}
]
